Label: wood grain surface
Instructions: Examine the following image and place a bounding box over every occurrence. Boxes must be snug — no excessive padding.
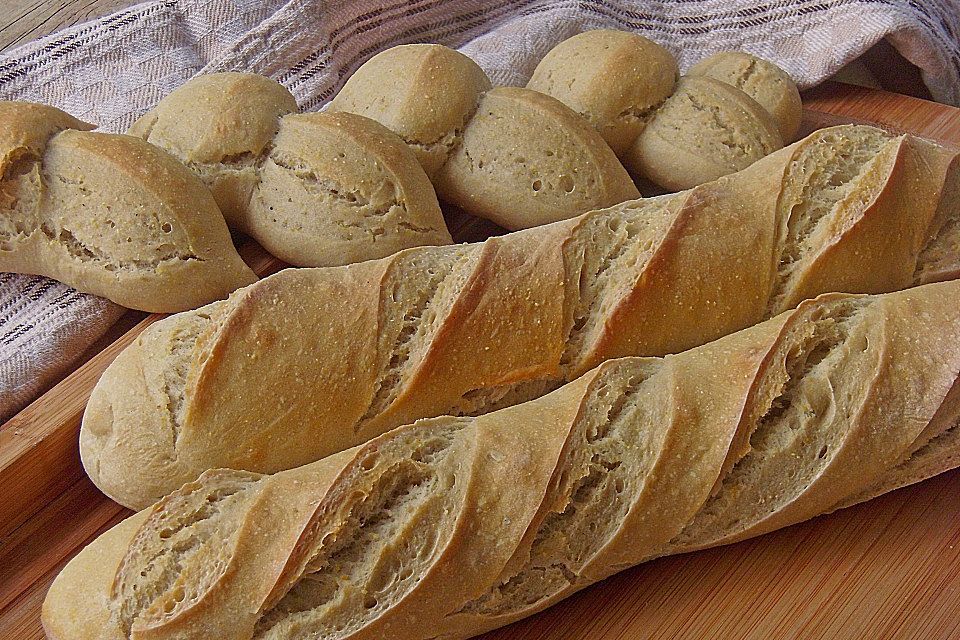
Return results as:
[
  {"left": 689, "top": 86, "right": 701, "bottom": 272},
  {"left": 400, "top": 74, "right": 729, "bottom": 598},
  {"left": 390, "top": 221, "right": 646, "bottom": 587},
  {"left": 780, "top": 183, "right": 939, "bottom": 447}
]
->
[
  {"left": 0, "top": 0, "right": 137, "bottom": 52},
  {"left": 1, "top": 82, "right": 959, "bottom": 639}
]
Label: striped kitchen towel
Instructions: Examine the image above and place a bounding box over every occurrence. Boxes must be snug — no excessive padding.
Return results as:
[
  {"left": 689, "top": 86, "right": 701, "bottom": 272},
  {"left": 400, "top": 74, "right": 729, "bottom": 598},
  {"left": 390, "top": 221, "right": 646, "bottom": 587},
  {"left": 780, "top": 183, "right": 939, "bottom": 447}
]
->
[{"left": 2, "top": 0, "right": 960, "bottom": 421}]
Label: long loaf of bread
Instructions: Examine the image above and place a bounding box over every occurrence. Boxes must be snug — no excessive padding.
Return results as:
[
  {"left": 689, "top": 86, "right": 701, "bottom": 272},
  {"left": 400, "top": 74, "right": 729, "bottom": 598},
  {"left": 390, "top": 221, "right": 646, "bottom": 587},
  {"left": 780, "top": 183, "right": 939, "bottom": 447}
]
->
[
  {"left": 45, "top": 279, "right": 960, "bottom": 640},
  {"left": 81, "top": 124, "right": 960, "bottom": 508}
]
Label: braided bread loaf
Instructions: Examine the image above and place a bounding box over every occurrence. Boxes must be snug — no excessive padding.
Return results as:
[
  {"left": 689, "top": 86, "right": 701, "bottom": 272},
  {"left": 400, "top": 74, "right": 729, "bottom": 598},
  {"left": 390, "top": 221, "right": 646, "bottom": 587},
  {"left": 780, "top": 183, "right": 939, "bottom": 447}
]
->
[
  {"left": 79, "top": 123, "right": 960, "bottom": 509},
  {"left": 129, "top": 73, "right": 452, "bottom": 267},
  {"left": 44, "top": 278, "right": 960, "bottom": 640},
  {"left": 132, "top": 47, "right": 638, "bottom": 237},
  {"left": 0, "top": 101, "right": 256, "bottom": 312},
  {"left": 528, "top": 30, "right": 801, "bottom": 191}
]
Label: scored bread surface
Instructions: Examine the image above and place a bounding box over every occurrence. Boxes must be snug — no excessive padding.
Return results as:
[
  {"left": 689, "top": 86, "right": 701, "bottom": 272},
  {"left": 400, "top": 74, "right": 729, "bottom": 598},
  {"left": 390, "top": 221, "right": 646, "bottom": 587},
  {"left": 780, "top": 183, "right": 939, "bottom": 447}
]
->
[
  {"left": 78, "top": 123, "right": 960, "bottom": 509},
  {"left": 0, "top": 101, "right": 256, "bottom": 312},
  {"left": 433, "top": 87, "right": 642, "bottom": 228},
  {"left": 330, "top": 44, "right": 641, "bottom": 229},
  {"left": 687, "top": 50, "right": 803, "bottom": 141},
  {"left": 527, "top": 31, "right": 800, "bottom": 190},
  {"left": 130, "top": 73, "right": 452, "bottom": 268},
  {"left": 46, "top": 279, "right": 960, "bottom": 640},
  {"left": 626, "top": 76, "right": 783, "bottom": 191}
]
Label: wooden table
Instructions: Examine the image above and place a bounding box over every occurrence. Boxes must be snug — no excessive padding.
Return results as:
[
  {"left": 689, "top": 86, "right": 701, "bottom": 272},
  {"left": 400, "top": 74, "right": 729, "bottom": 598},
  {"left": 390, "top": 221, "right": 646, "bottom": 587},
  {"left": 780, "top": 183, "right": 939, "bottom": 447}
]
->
[{"left": 0, "top": 0, "right": 133, "bottom": 52}]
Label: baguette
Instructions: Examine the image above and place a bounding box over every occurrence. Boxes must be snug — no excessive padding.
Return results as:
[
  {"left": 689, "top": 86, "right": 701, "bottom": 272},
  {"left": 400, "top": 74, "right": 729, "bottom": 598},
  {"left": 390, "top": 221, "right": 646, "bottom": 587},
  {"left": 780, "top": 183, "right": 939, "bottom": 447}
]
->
[
  {"left": 0, "top": 101, "right": 256, "bottom": 312},
  {"left": 80, "top": 124, "right": 960, "bottom": 509},
  {"left": 45, "top": 279, "right": 960, "bottom": 640},
  {"left": 129, "top": 74, "right": 452, "bottom": 267}
]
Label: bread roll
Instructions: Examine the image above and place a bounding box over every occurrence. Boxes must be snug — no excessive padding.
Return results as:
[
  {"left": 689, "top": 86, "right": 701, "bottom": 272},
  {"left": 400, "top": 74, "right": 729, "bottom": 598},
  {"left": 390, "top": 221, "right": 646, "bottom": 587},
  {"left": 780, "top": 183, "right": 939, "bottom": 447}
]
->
[
  {"left": 688, "top": 50, "right": 803, "bottom": 141},
  {"left": 128, "top": 72, "right": 297, "bottom": 230},
  {"left": 130, "top": 73, "right": 451, "bottom": 267},
  {"left": 626, "top": 76, "right": 783, "bottom": 191},
  {"left": 329, "top": 44, "right": 641, "bottom": 229},
  {"left": 247, "top": 111, "right": 450, "bottom": 266},
  {"left": 0, "top": 101, "right": 256, "bottom": 313},
  {"left": 526, "top": 29, "right": 679, "bottom": 155},
  {"left": 45, "top": 279, "right": 960, "bottom": 640},
  {"left": 79, "top": 124, "right": 960, "bottom": 508}
]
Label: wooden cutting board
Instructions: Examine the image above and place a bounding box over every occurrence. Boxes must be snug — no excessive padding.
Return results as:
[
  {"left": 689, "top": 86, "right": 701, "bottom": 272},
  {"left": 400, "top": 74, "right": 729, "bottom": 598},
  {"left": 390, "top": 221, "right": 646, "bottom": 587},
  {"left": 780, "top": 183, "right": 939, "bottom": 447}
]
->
[{"left": 2, "top": 82, "right": 960, "bottom": 640}]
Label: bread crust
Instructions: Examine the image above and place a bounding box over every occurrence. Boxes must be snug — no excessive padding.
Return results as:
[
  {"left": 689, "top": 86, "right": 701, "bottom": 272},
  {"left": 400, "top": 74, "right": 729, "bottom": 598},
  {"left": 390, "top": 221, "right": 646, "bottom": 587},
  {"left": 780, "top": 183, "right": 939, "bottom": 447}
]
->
[
  {"left": 0, "top": 101, "right": 256, "bottom": 312},
  {"left": 328, "top": 44, "right": 493, "bottom": 178},
  {"left": 248, "top": 111, "right": 452, "bottom": 267},
  {"left": 527, "top": 31, "right": 802, "bottom": 190},
  {"left": 434, "top": 87, "right": 641, "bottom": 229},
  {"left": 688, "top": 51, "right": 803, "bottom": 141},
  {"left": 626, "top": 76, "right": 783, "bottom": 191},
  {"left": 526, "top": 30, "right": 679, "bottom": 156},
  {"left": 330, "top": 44, "right": 641, "bottom": 230},
  {"left": 81, "top": 124, "right": 960, "bottom": 509},
  {"left": 47, "top": 280, "right": 960, "bottom": 640},
  {"left": 131, "top": 74, "right": 452, "bottom": 268}
]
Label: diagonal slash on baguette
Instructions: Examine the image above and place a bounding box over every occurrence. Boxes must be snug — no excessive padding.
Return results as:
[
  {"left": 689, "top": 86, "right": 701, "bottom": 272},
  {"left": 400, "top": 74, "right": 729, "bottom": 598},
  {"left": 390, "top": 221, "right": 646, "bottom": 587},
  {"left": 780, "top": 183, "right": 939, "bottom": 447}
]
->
[
  {"left": 80, "top": 123, "right": 960, "bottom": 509},
  {"left": 44, "top": 278, "right": 960, "bottom": 639}
]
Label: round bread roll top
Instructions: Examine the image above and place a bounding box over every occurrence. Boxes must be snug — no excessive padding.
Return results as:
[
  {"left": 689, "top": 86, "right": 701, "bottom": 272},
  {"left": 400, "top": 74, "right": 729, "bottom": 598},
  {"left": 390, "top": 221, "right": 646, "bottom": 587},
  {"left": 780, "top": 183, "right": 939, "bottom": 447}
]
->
[
  {"left": 0, "top": 101, "right": 256, "bottom": 312},
  {"left": 128, "top": 72, "right": 297, "bottom": 164},
  {"left": 688, "top": 51, "right": 802, "bottom": 141},
  {"left": 328, "top": 44, "right": 492, "bottom": 177},
  {"left": 248, "top": 111, "right": 451, "bottom": 267},
  {"left": 129, "top": 73, "right": 297, "bottom": 230},
  {"left": 434, "top": 86, "right": 640, "bottom": 229},
  {"left": 527, "top": 30, "right": 679, "bottom": 156},
  {"left": 626, "top": 76, "right": 783, "bottom": 192}
]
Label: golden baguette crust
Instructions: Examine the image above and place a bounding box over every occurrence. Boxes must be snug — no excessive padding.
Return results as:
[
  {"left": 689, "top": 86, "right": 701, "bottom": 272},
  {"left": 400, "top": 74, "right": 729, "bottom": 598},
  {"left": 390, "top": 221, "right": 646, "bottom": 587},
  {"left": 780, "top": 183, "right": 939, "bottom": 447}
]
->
[
  {"left": 42, "top": 511, "right": 148, "bottom": 640},
  {"left": 47, "top": 280, "right": 960, "bottom": 639},
  {"left": 80, "top": 124, "right": 960, "bottom": 508},
  {"left": 0, "top": 101, "right": 256, "bottom": 312}
]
